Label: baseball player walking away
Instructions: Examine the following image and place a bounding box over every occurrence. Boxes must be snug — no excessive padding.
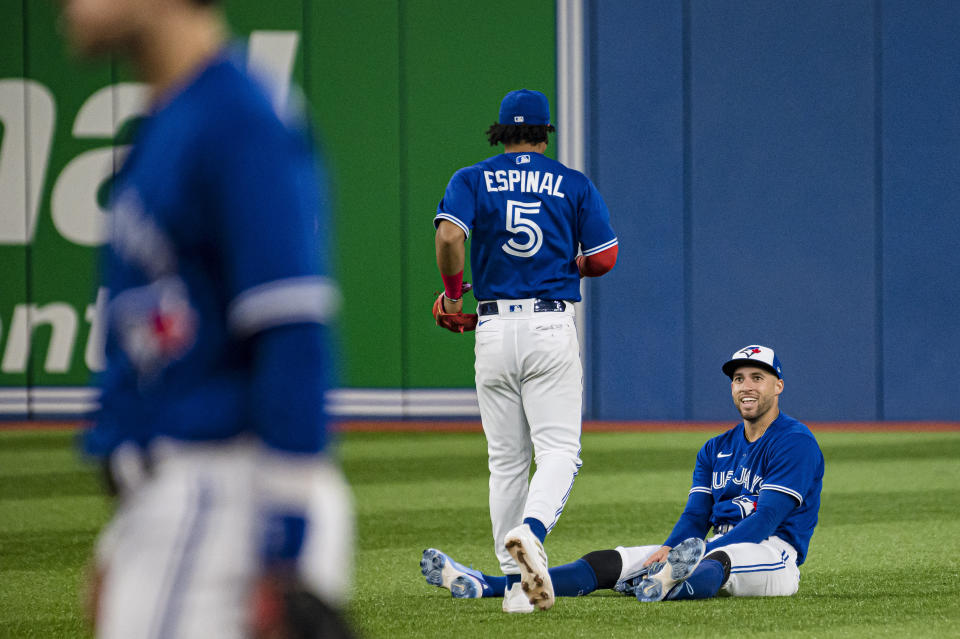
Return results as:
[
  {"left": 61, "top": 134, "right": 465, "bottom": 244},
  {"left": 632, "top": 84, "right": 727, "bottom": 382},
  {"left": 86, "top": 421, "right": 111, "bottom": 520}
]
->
[
  {"left": 431, "top": 89, "right": 618, "bottom": 612},
  {"left": 59, "top": 0, "right": 354, "bottom": 637},
  {"left": 422, "top": 345, "right": 823, "bottom": 604}
]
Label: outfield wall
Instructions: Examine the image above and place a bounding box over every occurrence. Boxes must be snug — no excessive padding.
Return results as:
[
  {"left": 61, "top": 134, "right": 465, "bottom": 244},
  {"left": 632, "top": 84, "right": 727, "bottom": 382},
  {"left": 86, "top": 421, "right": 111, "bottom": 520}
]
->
[
  {"left": 586, "top": 0, "right": 960, "bottom": 421},
  {"left": 1, "top": 2, "right": 957, "bottom": 421},
  {"left": 0, "top": 1, "right": 555, "bottom": 417}
]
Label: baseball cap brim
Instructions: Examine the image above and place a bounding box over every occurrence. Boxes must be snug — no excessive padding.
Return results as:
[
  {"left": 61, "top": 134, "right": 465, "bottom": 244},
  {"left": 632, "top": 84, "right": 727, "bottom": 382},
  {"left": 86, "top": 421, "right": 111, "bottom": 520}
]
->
[{"left": 722, "top": 359, "right": 781, "bottom": 379}]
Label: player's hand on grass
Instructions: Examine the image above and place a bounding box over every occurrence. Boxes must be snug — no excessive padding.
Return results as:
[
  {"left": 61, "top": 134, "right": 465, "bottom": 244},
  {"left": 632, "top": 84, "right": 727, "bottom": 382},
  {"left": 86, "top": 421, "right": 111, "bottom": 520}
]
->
[{"left": 643, "top": 546, "right": 671, "bottom": 567}]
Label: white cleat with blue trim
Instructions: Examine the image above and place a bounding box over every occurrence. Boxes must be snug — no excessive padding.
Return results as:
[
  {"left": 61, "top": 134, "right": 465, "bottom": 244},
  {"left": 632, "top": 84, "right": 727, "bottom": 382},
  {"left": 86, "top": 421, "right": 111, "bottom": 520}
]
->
[
  {"left": 635, "top": 537, "right": 706, "bottom": 602},
  {"left": 420, "top": 548, "right": 487, "bottom": 598}
]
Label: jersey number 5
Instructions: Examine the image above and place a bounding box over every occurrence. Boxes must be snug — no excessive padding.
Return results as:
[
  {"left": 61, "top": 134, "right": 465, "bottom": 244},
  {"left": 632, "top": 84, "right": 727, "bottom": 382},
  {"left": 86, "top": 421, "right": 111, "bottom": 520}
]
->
[{"left": 502, "top": 200, "right": 543, "bottom": 258}]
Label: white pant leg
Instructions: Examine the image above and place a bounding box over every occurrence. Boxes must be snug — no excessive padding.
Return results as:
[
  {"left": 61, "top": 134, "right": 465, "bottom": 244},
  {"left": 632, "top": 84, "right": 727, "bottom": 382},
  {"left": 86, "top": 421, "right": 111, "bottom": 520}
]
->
[
  {"left": 518, "top": 312, "right": 583, "bottom": 532},
  {"left": 97, "top": 440, "right": 257, "bottom": 639},
  {"left": 712, "top": 535, "right": 801, "bottom": 597},
  {"left": 475, "top": 318, "right": 532, "bottom": 573},
  {"left": 614, "top": 545, "right": 664, "bottom": 583}
]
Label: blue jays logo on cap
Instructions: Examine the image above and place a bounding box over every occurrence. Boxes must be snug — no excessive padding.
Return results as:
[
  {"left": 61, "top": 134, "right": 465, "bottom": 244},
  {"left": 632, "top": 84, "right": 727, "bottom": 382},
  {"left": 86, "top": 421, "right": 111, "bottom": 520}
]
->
[
  {"left": 722, "top": 344, "right": 783, "bottom": 379},
  {"left": 499, "top": 89, "right": 551, "bottom": 126}
]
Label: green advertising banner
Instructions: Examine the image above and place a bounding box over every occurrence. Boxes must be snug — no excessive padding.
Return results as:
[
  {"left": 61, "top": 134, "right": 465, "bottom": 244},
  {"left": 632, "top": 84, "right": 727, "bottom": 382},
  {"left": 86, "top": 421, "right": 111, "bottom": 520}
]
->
[{"left": 0, "top": 1, "right": 555, "bottom": 418}]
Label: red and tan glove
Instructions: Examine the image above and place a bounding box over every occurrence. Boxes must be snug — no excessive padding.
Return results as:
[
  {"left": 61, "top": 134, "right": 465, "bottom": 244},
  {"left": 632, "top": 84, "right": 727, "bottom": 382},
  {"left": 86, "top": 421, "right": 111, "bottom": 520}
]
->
[
  {"left": 251, "top": 571, "right": 356, "bottom": 639},
  {"left": 431, "top": 283, "right": 477, "bottom": 333}
]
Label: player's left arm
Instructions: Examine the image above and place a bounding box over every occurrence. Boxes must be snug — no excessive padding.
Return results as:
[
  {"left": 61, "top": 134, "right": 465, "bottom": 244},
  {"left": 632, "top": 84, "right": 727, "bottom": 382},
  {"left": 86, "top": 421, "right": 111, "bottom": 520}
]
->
[
  {"left": 704, "top": 434, "right": 821, "bottom": 552},
  {"left": 576, "top": 179, "right": 618, "bottom": 277}
]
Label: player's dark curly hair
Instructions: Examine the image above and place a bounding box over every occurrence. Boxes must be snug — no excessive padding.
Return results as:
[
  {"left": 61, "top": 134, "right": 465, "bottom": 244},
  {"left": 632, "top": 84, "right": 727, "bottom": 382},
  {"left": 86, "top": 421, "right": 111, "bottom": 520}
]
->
[{"left": 485, "top": 122, "right": 556, "bottom": 147}]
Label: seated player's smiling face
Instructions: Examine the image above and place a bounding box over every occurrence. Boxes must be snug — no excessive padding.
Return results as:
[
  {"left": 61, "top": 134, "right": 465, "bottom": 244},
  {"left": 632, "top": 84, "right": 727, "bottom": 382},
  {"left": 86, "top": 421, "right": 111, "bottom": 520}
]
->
[{"left": 730, "top": 365, "right": 783, "bottom": 423}]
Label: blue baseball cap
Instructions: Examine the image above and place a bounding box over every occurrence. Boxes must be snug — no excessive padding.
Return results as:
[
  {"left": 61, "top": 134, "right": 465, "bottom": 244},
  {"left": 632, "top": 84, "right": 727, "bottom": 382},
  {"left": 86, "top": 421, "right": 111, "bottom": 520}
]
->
[
  {"left": 722, "top": 345, "right": 783, "bottom": 379},
  {"left": 498, "top": 89, "right": 550, "bottom": 125}
]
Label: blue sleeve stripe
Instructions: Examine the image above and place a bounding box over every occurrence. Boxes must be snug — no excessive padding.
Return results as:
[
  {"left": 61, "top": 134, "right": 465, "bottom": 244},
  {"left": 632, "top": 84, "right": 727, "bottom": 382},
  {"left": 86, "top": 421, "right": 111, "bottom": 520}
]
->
[
  {"left": 228, "top": 275, "right": 342, "bottom": 336},
  {"left": 689, "top": 486, "right": 712, "bottom": 495},
  {"left": 581, "top": 237, "right": 618, "bottom": 256},
  {"left": 760, "top": 484, "right": 803, "bottom": 504},
  {"left": 434, "top": 213, "right": 470, "bottom": 238}
]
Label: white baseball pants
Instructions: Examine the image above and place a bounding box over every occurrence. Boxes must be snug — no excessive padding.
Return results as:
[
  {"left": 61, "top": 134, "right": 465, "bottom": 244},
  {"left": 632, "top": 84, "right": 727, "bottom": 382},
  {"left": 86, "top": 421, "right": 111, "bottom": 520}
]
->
[
  {"left": 474, "top": 299, "right": 583, "bottom": 574},
  {"left": 615, "top": 534, "right": 801, "bottom": 597},
  {"left": 94, "top": 437, "right": 352, "bottom": 639}
]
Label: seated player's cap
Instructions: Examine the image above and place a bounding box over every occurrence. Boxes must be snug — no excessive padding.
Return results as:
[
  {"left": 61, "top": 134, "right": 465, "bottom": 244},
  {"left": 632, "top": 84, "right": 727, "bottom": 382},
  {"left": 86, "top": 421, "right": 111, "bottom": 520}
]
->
[
  {"left": 722, "top": 345, "right": 783, "bottom": 379},
  {"left": 498, "top": 89, "right": 550, "bottom": 126}
]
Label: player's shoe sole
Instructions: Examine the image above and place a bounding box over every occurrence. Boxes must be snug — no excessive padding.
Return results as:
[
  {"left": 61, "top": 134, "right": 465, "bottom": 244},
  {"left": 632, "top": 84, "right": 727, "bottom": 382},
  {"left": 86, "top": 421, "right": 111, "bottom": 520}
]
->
[
  {"left": 504, "top": 525, "right": 554, "bottom": 611},
  {"left": 635, "top": 538, "right": 706, "bottom": 602},
  {"left": 420, "top": 548, "right": 483, "bottom": 598}
]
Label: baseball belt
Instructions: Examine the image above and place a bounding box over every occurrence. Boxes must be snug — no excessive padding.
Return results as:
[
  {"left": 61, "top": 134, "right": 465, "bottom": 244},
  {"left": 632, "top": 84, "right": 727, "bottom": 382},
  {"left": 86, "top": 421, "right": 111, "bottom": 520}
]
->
[{"left": 477, "top": 300, "right": 567, "bottom": 316}]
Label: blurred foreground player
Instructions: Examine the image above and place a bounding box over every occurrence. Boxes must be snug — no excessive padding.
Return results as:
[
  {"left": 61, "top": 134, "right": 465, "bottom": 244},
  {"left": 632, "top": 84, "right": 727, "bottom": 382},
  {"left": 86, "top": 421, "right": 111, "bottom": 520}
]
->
[{"left": 59, "top": 0, "right": 354, "bottom": 637}]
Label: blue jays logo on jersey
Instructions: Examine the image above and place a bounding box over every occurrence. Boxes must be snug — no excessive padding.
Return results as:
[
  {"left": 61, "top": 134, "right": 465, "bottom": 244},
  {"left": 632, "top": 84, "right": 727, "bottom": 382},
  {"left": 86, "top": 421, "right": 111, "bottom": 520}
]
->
[{"left": 111, "top": 276, "right": 198, "bottom": 384}]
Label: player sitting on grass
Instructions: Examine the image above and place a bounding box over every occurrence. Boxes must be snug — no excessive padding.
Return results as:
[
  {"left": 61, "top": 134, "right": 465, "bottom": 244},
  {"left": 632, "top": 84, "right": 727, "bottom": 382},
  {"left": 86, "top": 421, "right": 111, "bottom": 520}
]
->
[{"left": 422, "top": 345, "right": 823, "bottom": 603}]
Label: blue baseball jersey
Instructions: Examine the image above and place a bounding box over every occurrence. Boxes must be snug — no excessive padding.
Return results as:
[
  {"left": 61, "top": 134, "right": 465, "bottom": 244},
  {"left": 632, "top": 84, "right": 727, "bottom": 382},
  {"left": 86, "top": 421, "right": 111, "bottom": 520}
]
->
[
  {"left": 83, "top": 50, "right": 338, "bottom": 457},
  {"left": 434, "top": 152, "right": 616, "bottom": 301},
  {"left": 689, "top": 413, "right": 824, "bottom": 564}
]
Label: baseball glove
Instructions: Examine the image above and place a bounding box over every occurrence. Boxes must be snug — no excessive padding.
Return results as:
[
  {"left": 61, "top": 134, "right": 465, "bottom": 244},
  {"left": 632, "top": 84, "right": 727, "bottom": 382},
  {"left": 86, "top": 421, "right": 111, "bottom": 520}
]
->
[
  {"left": 432, "top": 283, "right": 477, "bottom": 333},
  {"left": 252, "top": 572, "right": 356, "bottom": 639}
]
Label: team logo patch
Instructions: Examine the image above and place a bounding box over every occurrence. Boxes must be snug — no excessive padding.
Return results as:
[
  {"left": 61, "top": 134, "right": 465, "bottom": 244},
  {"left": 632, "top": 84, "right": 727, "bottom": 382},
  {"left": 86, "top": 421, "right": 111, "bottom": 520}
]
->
[
  {"left": 739, "top": 346, "right": 763, "bottom": 358},
  {"left": 112, "top": 276, "right": 198, "bottom": 383},
  {"left": 516, "top": 154, "right": 531, "bottom": 165},
  {"left": 513, "top": 115, "right": 524, "bottom": 123}
]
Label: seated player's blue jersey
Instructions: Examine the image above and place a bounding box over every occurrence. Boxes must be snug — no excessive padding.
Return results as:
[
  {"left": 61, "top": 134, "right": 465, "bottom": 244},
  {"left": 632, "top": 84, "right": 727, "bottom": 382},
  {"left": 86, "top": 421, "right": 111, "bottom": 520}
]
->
[
  {"left": 434, "top": 152, "right": 616, "bottom": 301},
  {"left": 83, "top": 50, "right": 338, "bottom": 458},
  {"left": 689, "top": 413, "right": 824, "bottom": 564}
]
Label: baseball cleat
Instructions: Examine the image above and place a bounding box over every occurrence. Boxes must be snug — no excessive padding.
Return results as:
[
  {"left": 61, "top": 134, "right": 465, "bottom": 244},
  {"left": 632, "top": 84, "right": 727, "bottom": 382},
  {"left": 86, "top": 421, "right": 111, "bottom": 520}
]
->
[
  {"left": 502, "top": 581, "right": 535, "bottom": 613},
  {"left": 503, "top": 524, "right": 554, "bottom": 611},
  {"left": 420, "top": 548, "right": 486, "bottom": 598},
  {"left": 635, "top": 537, "right": 706, "bottom": 602},
  {"left": 614, "top": 563, "right": 659, "bottom": 597}
]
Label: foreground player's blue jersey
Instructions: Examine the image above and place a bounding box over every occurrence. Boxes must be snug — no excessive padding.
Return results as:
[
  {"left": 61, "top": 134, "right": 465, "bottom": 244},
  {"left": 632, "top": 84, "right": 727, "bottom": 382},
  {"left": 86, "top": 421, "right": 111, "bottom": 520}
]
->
[
  {"left": 690, "top": 413, "right": 823, "bottom": 564},
  {"left": 435, "top": 152, "right": 616, "bottom": 301},
  {"left": 84, "top": 50, "right": 337, "bottom": 457}
]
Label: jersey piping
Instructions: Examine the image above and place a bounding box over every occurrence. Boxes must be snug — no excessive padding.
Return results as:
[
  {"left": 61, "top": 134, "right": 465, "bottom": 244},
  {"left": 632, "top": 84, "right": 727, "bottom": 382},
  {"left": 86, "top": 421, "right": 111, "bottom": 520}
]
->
[
  {"left": 227, "top": 275, "right": 341, "bottom": 336},
  {"left": 581, "top": 237, "right": 619, "bottom": 256}
]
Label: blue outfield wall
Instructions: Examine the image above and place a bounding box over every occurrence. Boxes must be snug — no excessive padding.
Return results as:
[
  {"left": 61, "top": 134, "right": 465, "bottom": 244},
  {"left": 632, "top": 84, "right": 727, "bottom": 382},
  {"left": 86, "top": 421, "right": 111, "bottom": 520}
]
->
[{"left": 585, "top": 0, "right": 960, "bottom": 421}]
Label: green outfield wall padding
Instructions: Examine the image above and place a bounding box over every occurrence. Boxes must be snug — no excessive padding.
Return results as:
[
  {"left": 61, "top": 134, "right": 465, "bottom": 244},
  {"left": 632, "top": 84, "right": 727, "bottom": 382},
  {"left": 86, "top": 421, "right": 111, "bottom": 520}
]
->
[{"left": 0, "top": 0, "right": 555, "bottom": 407}]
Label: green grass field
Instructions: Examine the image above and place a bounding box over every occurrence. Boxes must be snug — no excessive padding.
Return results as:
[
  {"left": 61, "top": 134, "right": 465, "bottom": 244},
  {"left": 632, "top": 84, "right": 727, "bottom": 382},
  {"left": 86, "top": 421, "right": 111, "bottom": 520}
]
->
[{"left": 1, "top": 428, "right": 959, "bottom": 638}]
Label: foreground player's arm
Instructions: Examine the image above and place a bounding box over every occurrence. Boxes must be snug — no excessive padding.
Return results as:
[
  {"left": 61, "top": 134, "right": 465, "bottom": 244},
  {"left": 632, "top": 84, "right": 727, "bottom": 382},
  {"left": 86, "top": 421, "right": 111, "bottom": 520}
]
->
[
  {"left": 435, "top": 220, "right": 466, "bottom": 313},
  {"left": 208, "top": 95, "right": 351, "bottom": 606}
]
